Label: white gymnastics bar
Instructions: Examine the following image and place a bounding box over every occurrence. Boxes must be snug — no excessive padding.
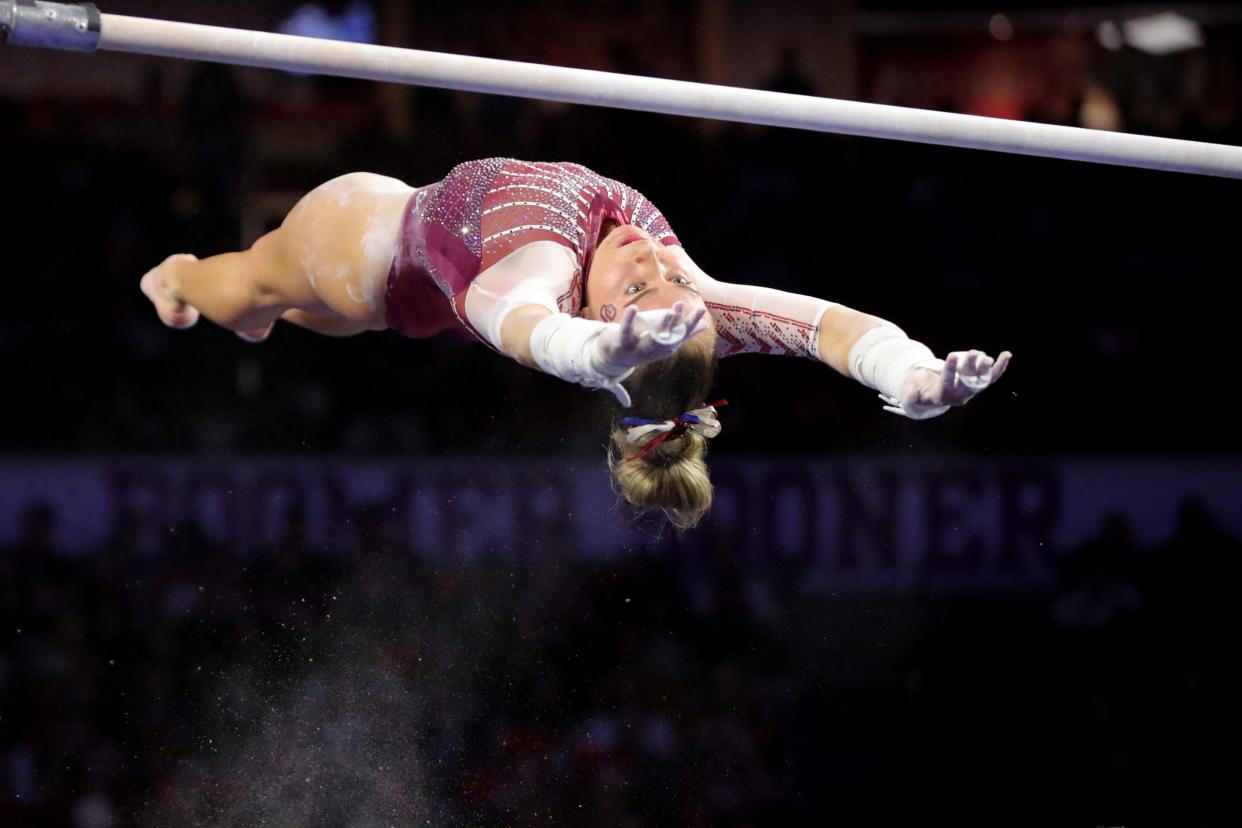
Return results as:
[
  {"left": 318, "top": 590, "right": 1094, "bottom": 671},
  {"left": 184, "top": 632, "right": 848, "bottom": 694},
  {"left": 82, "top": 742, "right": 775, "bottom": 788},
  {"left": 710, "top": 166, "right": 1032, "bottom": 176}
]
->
[{"left": 4, "top": 0, "right": 1242, "bottom": 179}]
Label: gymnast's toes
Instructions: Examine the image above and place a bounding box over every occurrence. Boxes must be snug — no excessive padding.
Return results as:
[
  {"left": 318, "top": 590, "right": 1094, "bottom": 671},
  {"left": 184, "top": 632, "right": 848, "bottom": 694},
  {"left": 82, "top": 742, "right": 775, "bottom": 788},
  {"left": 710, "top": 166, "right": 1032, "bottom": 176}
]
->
[
  {"left": 140, "top": 256, "right": 200, "bottom": 330},
  {"left": 236, "top": 323, "right": 274, "bottom": 343}
]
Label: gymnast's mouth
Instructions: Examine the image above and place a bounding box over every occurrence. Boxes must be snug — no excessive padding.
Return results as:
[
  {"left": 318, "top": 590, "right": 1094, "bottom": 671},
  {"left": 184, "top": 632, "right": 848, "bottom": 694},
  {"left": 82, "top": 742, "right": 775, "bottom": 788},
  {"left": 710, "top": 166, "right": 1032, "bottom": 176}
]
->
[{"left": 615, "top": 230, "right": 646, "bottom": 247}]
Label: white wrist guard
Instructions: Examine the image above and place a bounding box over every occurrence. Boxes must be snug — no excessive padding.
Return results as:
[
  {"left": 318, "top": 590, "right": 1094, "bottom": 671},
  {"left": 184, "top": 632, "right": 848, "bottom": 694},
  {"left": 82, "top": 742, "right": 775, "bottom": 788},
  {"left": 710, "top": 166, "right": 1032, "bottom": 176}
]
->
[
  {"left": 847, "top": 322, "right": 949, "bottom": 420},
  {"left": 529, "top": 313, "right": 634, "bottom": 405}
]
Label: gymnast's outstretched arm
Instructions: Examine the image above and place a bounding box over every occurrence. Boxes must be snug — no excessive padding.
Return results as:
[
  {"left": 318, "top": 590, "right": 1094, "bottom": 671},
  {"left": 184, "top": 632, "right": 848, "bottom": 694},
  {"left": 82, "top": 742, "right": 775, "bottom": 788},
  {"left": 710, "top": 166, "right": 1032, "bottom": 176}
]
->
[
  {"left": 672, "top": 250, "right": 1011, "bottom": 418},
  {"left": 817, "top": 303, "right": 1012, "bottom": 418}
]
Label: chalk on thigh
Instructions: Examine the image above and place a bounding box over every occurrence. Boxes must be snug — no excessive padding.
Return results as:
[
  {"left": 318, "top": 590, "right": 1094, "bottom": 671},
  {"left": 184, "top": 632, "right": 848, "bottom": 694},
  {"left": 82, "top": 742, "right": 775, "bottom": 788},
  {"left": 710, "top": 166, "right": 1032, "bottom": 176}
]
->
[{"left": 279, "top": 172, "right": 414, "bottom": 324}]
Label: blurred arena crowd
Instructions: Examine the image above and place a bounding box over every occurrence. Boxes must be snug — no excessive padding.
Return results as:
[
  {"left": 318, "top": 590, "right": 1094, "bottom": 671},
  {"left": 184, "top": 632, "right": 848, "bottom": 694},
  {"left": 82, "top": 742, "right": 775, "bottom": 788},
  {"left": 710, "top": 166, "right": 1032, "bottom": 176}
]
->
[{"left": 1, "top": 496, "right": 1236, "bottom": 825}]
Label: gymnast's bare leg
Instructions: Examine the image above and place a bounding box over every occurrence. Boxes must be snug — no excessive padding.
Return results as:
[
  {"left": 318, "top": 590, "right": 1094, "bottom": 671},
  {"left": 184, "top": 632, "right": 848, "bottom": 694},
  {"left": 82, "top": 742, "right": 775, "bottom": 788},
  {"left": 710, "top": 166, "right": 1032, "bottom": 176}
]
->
[{"left": 139, "top": 172, "right": 414, "bottom": 339}]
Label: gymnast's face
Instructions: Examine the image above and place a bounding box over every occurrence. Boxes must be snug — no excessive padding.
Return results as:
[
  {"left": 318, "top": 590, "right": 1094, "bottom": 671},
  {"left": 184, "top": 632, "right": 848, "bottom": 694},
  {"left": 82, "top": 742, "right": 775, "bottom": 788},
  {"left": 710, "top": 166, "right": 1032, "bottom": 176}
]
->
[{"left": 583, "top": 222, "right": 712, "bottom": 329}]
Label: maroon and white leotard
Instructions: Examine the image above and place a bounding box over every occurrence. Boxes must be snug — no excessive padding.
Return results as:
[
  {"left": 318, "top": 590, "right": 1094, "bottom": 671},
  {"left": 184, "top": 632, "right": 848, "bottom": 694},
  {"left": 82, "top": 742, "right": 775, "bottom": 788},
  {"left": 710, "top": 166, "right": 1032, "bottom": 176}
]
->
[{"left": 384, "top": 158, "right": 832, "bottom": 360}]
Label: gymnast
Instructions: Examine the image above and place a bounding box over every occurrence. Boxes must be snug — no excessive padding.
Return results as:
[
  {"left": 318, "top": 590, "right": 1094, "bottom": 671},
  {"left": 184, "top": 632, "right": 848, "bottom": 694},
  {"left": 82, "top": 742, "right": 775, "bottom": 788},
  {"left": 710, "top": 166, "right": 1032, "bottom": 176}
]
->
[{"left": 140, "top": 158, "right": 1011, "bottom": 527}]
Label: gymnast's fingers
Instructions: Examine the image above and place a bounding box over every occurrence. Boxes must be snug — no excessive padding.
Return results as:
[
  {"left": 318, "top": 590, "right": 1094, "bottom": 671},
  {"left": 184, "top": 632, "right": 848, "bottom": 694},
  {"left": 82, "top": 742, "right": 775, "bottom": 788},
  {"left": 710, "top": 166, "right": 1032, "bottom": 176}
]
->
[
  {"left": 620, "top": 305, "right": 639, "bottom": 345},
  {"left": 663, "top": 302, "right": 686, "bottom": 336},
  {"left": 942, "top": 352, "right": 960, "bottom": 393},
  {"left": 961, "top": 350, "right": 979, "bottom": 378},
  {"left": 977, "top": 354, "right": 995, "bottom": 381},
  {"left": 685, "top": 307, "right": 708, "bottom": 339},
  {"left": 992, "top": 351, "right": 1012, "bottom": 381},
  {"left": 946, "top": 358, "right": 968, "bottom": 401}
]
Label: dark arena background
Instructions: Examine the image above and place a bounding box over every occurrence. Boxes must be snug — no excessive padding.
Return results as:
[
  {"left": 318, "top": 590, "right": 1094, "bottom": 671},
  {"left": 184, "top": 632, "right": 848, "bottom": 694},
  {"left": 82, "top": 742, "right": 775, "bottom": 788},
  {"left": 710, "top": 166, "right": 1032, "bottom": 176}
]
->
[{"left": 2, "top": 1, "right": 1240, "bottom": 825}]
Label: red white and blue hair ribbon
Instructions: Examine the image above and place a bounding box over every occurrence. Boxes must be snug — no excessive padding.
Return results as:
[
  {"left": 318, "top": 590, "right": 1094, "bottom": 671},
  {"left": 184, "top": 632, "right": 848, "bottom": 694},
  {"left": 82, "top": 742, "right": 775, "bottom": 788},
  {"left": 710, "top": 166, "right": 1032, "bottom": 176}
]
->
[{"left": 621, "top": 400, "right": 728, "bottom": 462}]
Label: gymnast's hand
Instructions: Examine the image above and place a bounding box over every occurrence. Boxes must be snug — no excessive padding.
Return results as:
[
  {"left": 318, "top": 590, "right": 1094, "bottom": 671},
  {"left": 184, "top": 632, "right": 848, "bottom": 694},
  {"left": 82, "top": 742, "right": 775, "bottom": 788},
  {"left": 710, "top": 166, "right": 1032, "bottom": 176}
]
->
[
  {"left": 884, "top": 349, "right": 1013, "bottom": 419},
  {"left": 594, "top": 301, "right": 710, "bottom": 373}
]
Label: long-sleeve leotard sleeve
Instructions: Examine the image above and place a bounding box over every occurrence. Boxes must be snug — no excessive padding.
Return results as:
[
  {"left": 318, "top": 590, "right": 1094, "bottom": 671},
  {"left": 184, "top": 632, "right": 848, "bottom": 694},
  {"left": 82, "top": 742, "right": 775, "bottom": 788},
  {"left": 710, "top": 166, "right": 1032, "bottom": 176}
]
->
[
  {"left": 462, "top": 240, "right": 578, "bottom": 352},
  {"left": 668, "top": 247, "right": 836, "bottom": 360}
]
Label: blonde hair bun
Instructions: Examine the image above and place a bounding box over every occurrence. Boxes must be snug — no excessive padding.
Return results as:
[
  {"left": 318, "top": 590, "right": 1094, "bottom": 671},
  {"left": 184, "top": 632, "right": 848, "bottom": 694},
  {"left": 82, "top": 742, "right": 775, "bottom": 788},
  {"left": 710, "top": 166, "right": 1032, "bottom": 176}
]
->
[{"left": 608, "top": 428, "right": 713, "bottom": 530}]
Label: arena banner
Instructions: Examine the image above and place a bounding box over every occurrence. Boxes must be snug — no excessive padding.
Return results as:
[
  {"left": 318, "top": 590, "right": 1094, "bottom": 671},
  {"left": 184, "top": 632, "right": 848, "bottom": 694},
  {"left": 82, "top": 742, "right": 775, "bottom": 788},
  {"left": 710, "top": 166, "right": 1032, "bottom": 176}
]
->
[{"left": 1, "top": 457, "right": 1239, "bottom": 591}]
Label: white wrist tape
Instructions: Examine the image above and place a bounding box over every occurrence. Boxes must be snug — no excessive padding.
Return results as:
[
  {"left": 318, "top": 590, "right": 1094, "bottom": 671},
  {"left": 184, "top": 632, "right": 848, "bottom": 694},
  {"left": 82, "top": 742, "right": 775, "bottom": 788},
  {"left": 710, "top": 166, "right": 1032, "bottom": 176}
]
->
[
  {"left": 529, "top": 313, "right": 634, "bottom": 402},
  {"left": 847, "top": 322, "right": 947, "bottom": 419}
]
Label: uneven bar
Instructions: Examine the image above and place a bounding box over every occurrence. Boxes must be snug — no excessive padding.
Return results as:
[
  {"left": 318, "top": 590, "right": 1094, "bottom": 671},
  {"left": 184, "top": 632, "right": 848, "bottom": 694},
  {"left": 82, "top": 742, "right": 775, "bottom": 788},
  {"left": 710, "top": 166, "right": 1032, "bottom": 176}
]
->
[{"left": 4, "top": 0, "right": 1242, "bottom": 178}]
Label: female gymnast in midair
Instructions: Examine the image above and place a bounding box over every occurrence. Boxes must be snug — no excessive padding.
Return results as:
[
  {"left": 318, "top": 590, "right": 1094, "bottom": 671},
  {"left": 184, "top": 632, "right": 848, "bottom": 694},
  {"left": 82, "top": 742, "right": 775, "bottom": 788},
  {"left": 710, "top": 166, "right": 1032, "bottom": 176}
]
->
[{"left": 141, "top": 159, "right": 1011, "bottom": 527}]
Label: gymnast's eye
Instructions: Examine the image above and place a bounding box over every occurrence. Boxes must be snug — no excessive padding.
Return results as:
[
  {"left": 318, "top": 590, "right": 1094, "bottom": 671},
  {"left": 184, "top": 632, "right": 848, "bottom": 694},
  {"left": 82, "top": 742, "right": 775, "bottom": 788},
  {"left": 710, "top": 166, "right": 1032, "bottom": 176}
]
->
[
  {"left": 671, "top": 274, "right": 691, "bottom": 285},
  {"left": 625, "top": 283, "right": 644, "bottom": 295}
]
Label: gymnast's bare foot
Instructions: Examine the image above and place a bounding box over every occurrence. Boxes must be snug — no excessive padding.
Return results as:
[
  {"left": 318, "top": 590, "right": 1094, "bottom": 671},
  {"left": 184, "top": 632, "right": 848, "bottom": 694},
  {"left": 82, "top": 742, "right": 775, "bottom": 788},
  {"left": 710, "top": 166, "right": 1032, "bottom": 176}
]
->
[
  {"left": 140, "top": 254, "right": 201, "bottom": 329},
  {"left": 236, "top": 323, "right": 274, "bottom": 343}
]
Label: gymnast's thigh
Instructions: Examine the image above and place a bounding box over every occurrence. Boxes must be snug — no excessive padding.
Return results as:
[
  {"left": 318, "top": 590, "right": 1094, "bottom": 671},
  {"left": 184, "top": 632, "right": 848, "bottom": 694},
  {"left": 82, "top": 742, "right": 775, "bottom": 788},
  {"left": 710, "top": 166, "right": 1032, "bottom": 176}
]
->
[{"left": 276, "top": 172, "right": 416, "bottom": 325}]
